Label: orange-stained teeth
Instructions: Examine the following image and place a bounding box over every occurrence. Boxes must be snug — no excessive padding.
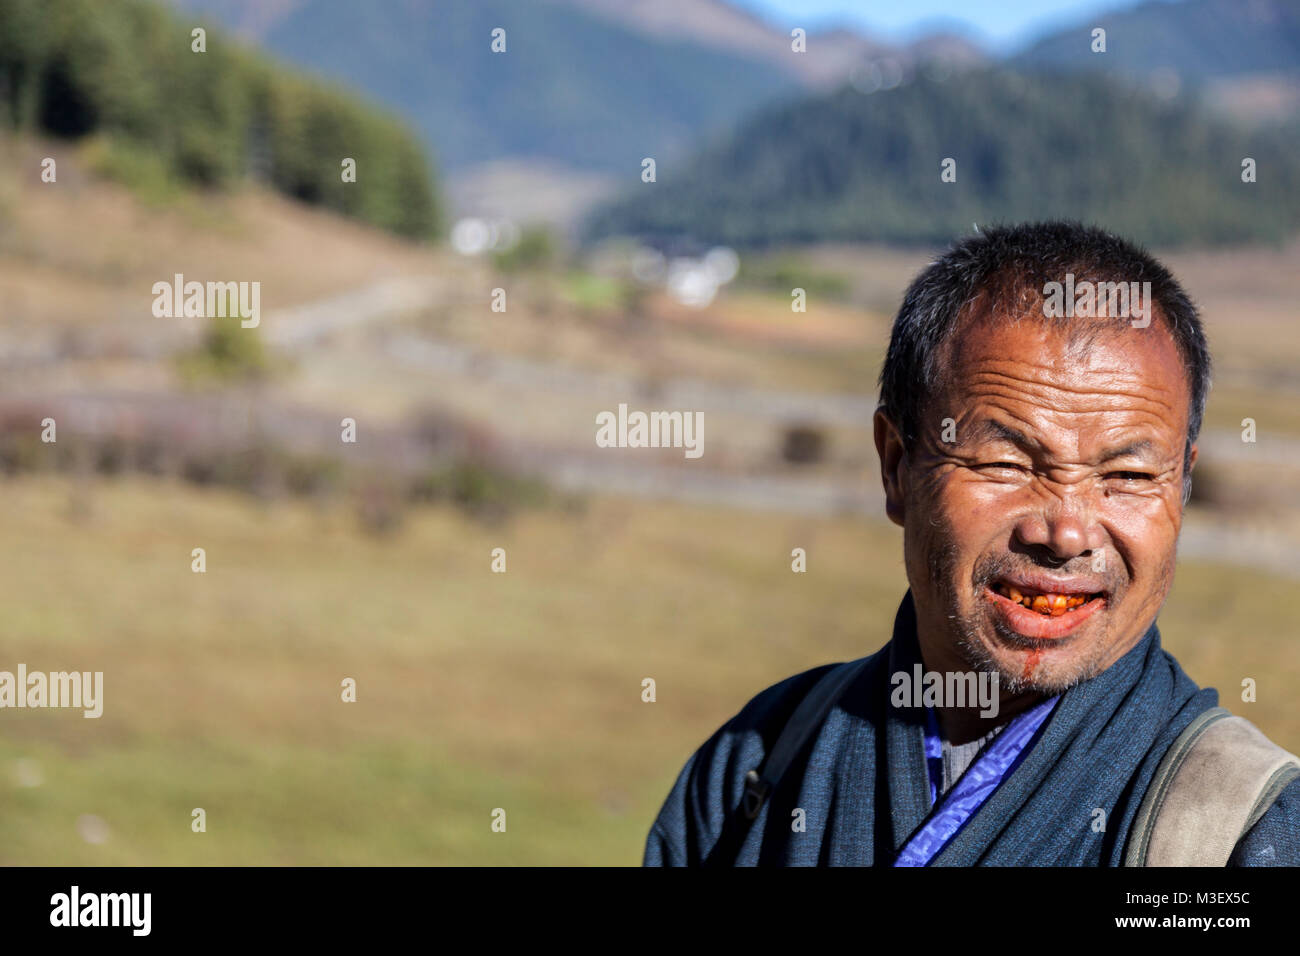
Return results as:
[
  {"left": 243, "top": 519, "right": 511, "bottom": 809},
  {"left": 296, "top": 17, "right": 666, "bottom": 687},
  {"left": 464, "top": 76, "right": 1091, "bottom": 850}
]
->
[{"left": 995, "top": 584, "right": 1099, "bottom": 614}]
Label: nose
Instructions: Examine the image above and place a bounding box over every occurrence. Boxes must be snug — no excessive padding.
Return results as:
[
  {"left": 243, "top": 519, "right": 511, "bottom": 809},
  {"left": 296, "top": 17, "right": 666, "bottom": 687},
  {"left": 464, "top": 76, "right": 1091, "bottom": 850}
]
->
[{"left": 1013, "top": 497, "right": 1098, "bottom": 563}]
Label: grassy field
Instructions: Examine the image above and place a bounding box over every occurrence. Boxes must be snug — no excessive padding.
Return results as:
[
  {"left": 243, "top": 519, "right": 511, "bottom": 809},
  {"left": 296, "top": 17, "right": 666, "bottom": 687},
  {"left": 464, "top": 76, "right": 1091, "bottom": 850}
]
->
[
  {"left": 0, "top": 476, "right": 1294, "bottom": 865},
  {"left": 2, "top": 132, "right": 1297, "bottom": 865}
]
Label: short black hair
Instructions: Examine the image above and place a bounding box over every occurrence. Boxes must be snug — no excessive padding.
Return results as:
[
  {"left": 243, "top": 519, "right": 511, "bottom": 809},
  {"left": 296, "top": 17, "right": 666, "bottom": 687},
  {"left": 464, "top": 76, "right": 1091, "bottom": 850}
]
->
[{"left": 877, "top": 220, "right": 1211, "bottom": 500}]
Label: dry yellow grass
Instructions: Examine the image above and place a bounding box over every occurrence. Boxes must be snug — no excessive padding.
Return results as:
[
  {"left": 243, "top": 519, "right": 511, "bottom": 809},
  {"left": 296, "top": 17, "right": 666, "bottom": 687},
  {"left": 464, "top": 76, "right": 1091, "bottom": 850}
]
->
[
  {"left": 0, "top": 134, "right": 442, "bottom": 327},
  {"left": 0, "top": 476, "right": 1293, "bottom": 864}
]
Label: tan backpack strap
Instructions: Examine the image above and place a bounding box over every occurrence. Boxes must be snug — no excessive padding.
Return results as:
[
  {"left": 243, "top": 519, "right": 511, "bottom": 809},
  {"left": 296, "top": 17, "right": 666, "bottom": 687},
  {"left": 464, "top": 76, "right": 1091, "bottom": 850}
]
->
[{"left": 1125, "top": 706, "right": 1300, "bottom": 866}]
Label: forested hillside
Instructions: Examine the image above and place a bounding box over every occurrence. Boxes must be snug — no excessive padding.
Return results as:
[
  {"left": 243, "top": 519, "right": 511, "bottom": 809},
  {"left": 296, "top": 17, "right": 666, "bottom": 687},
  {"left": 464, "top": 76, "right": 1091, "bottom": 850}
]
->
[
  {"left": 0, "top": 0, "right": 441, "bottom": 237},
  {"left": 1013, "top": 0, "right": 1300, "bottom": 79},
  {"left": 584, "top": 68, "right": 1300, "bottom": 248}
]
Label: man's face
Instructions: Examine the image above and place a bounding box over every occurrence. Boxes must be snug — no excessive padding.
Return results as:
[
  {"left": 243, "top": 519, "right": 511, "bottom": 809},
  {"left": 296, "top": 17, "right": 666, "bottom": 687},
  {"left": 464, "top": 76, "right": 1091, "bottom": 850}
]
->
[{"left": 875, "top": 312, "right": 1196, "bottom": 693}]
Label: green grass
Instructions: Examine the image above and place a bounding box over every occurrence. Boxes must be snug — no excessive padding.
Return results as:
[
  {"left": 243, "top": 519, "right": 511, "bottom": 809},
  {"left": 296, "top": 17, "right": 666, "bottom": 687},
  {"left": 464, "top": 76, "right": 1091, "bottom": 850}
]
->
[
  {"left": 735, "top": 254, "right": 853, "bottom": 301},
  {"left": 82, "top": 135, "right": 185, "bottom": 207},
  {"left": 0, "top": 476, "right": 1294, "bottom": 864},
  {"left": 558, "top": 270, "right": 626, "bottom": 312}
]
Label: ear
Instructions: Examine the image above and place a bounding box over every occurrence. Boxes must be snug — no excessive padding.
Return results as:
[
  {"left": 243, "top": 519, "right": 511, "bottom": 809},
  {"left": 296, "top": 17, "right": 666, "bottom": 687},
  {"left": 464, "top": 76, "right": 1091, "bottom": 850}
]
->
[
  {"left": 873, "top": 407, "right": 908, "bottom": 527},
  {"left": 1182, "top": 440, "right": 1199, "bottom": 505}
]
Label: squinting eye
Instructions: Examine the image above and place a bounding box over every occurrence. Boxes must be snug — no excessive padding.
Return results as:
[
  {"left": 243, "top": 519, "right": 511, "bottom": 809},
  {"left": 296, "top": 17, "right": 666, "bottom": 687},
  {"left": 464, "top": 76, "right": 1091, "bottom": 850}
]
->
[{"left": 1106, "top": 471, "right": 1154, "bottom": 482}]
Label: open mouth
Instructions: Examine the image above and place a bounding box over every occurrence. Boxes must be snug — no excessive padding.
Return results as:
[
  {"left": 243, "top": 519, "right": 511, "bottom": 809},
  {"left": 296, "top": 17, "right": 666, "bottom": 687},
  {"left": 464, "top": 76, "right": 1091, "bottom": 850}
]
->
[
  {"left": 984, "top": 575, "right": 1111, "bottom": 642},
  {"left": 992, "top": 582, "right": 1103, "bottom": 616}
]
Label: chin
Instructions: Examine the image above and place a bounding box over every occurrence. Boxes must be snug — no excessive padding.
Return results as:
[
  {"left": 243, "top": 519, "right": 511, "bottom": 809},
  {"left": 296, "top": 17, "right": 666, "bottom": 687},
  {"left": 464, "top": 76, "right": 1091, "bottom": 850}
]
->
[{"left": 958, "top": 616, "right": 1096, "bottom": 695}]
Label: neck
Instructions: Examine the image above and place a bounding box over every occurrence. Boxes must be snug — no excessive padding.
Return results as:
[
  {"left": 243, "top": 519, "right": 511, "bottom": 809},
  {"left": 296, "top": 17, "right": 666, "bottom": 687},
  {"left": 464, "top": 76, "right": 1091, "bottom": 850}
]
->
[
  {"left": 933, "top": 685, "right": 1048, "bottom": 745},
  {"left": 913, "top": 617, "right": 1047, "bottom": 746}
]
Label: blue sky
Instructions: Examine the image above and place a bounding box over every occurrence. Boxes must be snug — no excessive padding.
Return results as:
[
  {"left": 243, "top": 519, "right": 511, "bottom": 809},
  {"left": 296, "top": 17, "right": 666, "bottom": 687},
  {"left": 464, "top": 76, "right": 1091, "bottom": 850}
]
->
[{"left": 729, "top": 0, "right": 1157, "bottom": 53}]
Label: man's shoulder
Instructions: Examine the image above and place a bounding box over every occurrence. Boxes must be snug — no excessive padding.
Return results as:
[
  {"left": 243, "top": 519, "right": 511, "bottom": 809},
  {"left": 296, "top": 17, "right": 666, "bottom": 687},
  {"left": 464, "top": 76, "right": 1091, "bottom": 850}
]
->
[
  {"left": 643, "top": 649, "right": 885, "bottom": 865},
  {"left": 725, "top": 661, "right": 844, "bottom": 738},
  {"left": 1231, "top": 775, "right": 1300, "bottom": 866},
  {"left": 679, "top": 661, "right": 843, "bottom": 795},
  {"left": 711, "top": 647, "right": 886, "bottom": 758},
  {"left": 1150, "top": 706, "right": 1300, "bottom": 866}
]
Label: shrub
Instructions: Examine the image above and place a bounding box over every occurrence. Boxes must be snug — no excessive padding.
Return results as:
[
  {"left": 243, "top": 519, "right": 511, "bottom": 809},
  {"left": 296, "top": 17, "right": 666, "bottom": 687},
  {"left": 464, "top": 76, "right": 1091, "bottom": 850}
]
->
[{"left": 174, "top": 322, "right": 272, "bottom": 385}]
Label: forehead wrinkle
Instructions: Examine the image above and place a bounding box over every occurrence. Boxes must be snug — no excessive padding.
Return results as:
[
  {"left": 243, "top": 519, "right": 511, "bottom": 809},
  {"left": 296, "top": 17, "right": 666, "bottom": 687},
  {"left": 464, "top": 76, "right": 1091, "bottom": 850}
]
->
[
  {"left": 955, "top": 368, "right": 1183, "bottom": 418},
  {"left": 944, "top": 321, "right": 1189, "bottom": 399},
  {"left": 955, "top": 352, "right": 1177, "bottom": 393},
  {"left": 928, "top": 325, "right": 1194, "bottom": 461},
  {"left": 950, "top": 385, "right": 1183, "bottom": 465}
]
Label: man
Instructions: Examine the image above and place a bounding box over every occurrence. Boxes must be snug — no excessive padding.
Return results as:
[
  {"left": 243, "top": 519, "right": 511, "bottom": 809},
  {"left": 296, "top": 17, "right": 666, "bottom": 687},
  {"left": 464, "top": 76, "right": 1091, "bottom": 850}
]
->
[{"left": 644, "top": 221, "right": 1300, "bottom": 866}]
